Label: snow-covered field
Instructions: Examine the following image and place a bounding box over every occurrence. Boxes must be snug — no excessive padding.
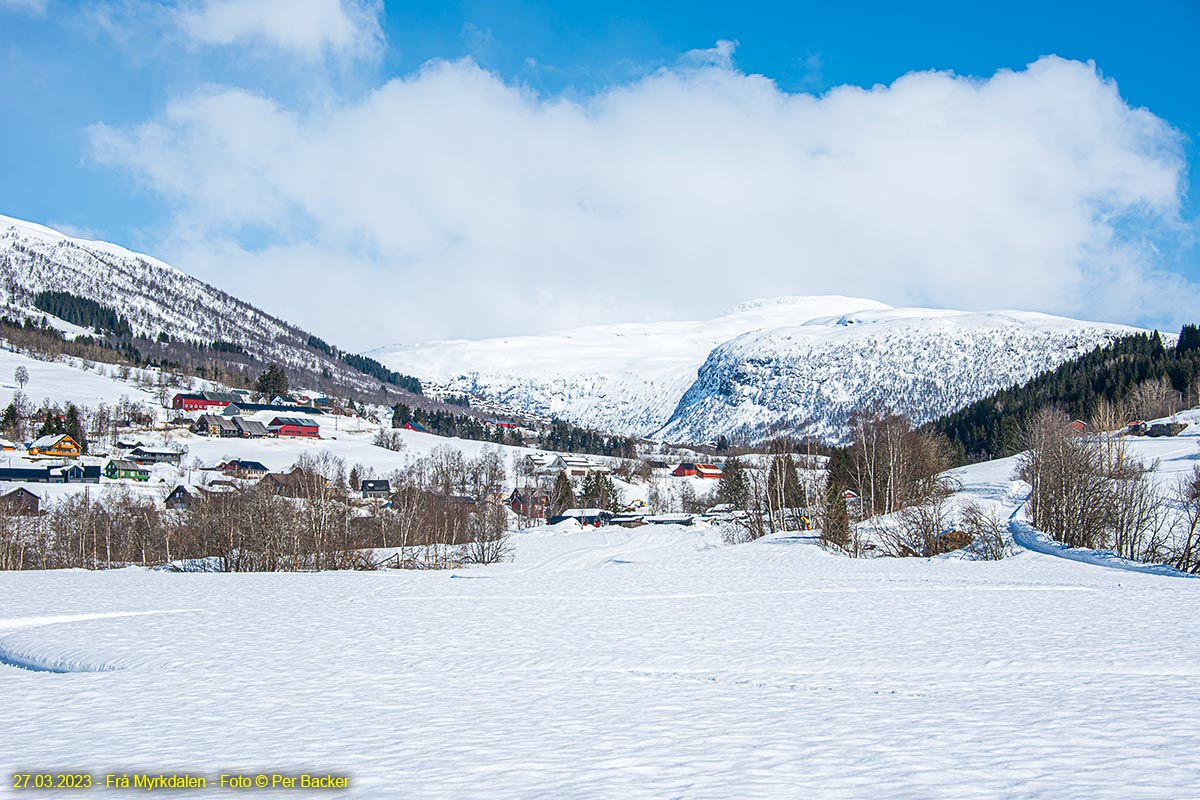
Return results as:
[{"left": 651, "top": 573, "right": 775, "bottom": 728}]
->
[{"left": 2, "top": 524, "right": 1198, "bottom": 799}]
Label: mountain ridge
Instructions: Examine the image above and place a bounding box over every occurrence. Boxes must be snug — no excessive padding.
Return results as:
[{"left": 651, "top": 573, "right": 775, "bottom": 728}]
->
[
  {"left": 373, "top": 300, "right": 1150, "bottom": 444},
  {"left": 0, "top": 214, "right": 423, "bottom": 404}
]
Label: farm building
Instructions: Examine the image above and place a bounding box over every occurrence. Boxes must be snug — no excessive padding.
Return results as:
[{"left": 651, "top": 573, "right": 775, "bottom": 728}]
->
[
  {"left": 171, "top": 391, "right": 237, "bottom": 412},
  {"left": 268, "top": 417, "right": 320, "bottom": 438},
  {"left": 232, "top": 418, "right": 270, "bottom": 438},
  {"left": 219, "top": 459, "right": 270, "bottom": 479},
  {"left": 0, "top": 462, "right": 101, "bottom": 484},
  {"left": 1148, "top": 422, "right": 1188, "bottom": 437},
  {"left": 257, "top": 468, "right": 319, "bottom": 498},
  {"left": 105, "top": 460, "right": 150, "bottom": 482},
  {"left": 128, "top": 446, "right": 182, "bottom": 466},
  {"left": 0, "top": 487, "right": 40, "bottom": 516},
  {"left": 521, "top": 453, "right": 556, "bottom": 473},
  {"left": 193, "top": 414, "right": 239, "bottom": 437},
  {"left": 537, "top": 455, "right": 611, "bottom": 478},
  {"left": 506, "top": 488, "right": 550, "bottom": 518},
  {"left": 548, "top": 508, "right": 613, "bottom": 526},
  {"left": 223, "top": 402, "right": 326, "bottom": 417},
  {"left": 401, "top": 421, "right": 430, "bottom": 433},
  {"left": 165, "top": 484, "right": 200, "bottom": 509},
  {"left": 672, "top": 463, "right": 722, "bottom": 479}
]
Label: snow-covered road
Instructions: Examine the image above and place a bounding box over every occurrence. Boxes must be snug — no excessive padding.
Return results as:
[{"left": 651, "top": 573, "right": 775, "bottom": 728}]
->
[{"left": 2, "top": 527, "right": 1198, "bottom": 799}]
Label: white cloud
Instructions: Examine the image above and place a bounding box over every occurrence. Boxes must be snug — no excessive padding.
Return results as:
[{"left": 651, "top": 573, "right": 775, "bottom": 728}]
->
[
  {"left": 87, "top": 54, "right": 1191, "bottom": 350},
  {"left": 176, "top": 0, "right": 383, "bottom": 59}
]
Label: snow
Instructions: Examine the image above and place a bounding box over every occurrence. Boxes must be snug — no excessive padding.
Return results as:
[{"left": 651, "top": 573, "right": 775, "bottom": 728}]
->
[
  {"left": 659, "top": 308, "right": 1147, "bottom": 443},
  {"left": 369, "top": 296, "right": 891, "bottom": 436},
  {"left": 2, "top": 527, "right": 1198, "bottom": 798},
  {"left": 1, "top": 322, "right": 1198, "bottom": 796},
  {"left": 940, "top": 407, "right": 1200, "bottom": 576},
  {"left": 1010, "top": 520, "right": 1197, "bottom": 579},
  {"left": 0, "top": 215, "right": 384, "bottom": 395},
  {"left": 371, "top": 297, "right": 1147, "bottom": 443},
  {"left": 0, "top": 346, "right": 161, "bottom": 414}
]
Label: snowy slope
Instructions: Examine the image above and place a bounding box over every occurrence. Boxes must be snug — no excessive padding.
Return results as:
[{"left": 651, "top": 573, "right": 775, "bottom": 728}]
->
[
  {"left": 936, "top": 406, "right": 1200, "bottom": 576},
  {"left": 0, "top": 347, "right": 162, "bottom": 414},
  {"left": 373, "top": 299, "right": 1144, "bottom": 443},
  {"left": 0, "top": 215, "right": 402, "bottom": 395},
  {"left": 370, "top": 296, "right": 890, "bottom": 435},
  {"left": 659, "top": 308, "right": 1145, "bottom": 443},
  {"left": 1, "top": 528, "right": 1197, "bottom": 798}
]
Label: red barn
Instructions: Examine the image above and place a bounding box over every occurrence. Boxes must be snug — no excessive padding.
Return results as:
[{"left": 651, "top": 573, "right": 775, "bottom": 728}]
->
[
  {"left": 401, "top": 421, "right": 430, "bottom": 433},
  {"left": 505, "top": 489, "right": 549, "bottom": 518},
  {"left": 269, "top": 416, "right": 320, "bottom": 438},
  {"left": 172, "top": 392, "right": 235, "bottom": 412},
  {"left": 672, "top": 463, "right": 722, "bottom": 478}
]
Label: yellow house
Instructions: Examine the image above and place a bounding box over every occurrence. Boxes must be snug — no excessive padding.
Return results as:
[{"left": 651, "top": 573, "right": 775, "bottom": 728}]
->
[
  {"left": 28, "top": 433, "right": 83, "bottom": 458},
  {"left": 0, "top": 438, "right": 17, "bottom": 451}
]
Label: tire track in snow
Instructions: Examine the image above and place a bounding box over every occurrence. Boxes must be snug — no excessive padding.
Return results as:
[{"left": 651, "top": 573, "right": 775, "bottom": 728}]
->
[{"left": 0, "top": 610, "right": 195, "bottom": 673}]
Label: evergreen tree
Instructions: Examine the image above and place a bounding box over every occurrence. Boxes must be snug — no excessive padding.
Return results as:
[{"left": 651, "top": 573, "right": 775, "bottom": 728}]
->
[
  {"left": 715, "top": 456, "right": 750, "bottom": 509},
  {"left": 36, "top": 409, "right": 65, "bottom": 439},
  {"left": 0, "top": 403, "right": 18, "bottom": 439},
  {"left": 1150, "top": 330, "right": 1166, "bottom": 358},
  {"left": 819, "top": 480, "right": 852, "bottom": 551},
  {"left": 392, "top": 403, "right": 413, "bottom": 427},
  {"left": 255, "top": 364, "right": 289, "bottom": 399},
  {"left": 63, "top": 403, "right": 87, "bottom": 453},
  {"left": 579, "top": 472, "right": 622, "bottom": 511},
  {"left": 1179, "top": 324, "right": 1200, "bottom": 354},
  {"left": 933, "top": 329, "right": 1200, "bottom": 462},
  {"left": 715, "top": 434, "right": 730, "bottom": 453},
  {"left": 548, "top": 472, "right": 576, "bottom": 518}
]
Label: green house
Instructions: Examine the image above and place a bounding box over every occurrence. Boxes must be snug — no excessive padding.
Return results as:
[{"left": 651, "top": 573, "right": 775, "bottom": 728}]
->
[{"left": 105, "top": 459, "right": 150, "bottom": 482}]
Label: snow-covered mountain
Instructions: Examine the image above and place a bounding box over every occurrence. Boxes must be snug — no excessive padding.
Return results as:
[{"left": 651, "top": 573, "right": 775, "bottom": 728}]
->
[
  {"left": 0, "top": 215, "right": 408, "bottom": 398},
  {"left": 0, "top": 215, "right": 312, "bottom": 366},
  {"left": 373, "top": 299, "right": 1148, "bottom": 444},
  {"left": 657, "top": 308, "right": 1148, "bottom": 443},
  {"left": 370, "top": 296, "right": 891, "bottom": 435}
]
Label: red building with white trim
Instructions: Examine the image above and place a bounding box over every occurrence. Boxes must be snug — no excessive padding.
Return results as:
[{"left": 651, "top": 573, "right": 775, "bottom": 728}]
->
[
  {"left": 171, "top": 392, "right": 236, "bottom": 412},
  {"left": 269, "top": 416, "right": 320, "bottom": 438}
]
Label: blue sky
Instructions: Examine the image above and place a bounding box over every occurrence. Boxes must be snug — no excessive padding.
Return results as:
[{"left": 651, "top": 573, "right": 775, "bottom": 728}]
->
[{"left": 1, "top": 0, "right": 1197, "bottom": 348}]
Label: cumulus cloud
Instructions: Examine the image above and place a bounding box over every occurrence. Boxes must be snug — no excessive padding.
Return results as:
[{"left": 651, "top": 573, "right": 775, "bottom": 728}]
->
[
  {"left": 87, "top": 54, "right": 1191, "bottom": 350},
  {"left": 176, "top": 0, "right": 383, "bottom": 59}
]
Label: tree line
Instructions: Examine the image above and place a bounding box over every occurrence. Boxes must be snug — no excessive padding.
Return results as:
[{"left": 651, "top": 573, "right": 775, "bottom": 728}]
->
[
  {"left": 933, "top": 327, "right": 1200, "bottom": 463},
  {"left": 1016, "top": 403, "right": 1200, "bottom": 572},
  {"left": 0, "top": 449, "right": 512, "bottom": 572},
  {"left": 537, "top": 420, "right": 638, "bottom": 458},
  {"left": 392, "top": 403, "right": 524, "bottom": 446},
  {"left": 33, "top": 290, "right": 132, "bottom": 337}
]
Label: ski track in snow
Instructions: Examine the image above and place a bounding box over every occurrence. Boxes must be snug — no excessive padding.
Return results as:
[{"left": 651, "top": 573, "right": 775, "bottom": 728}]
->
[{"left": 2, "top": 529, "right": 1198, "bottom": 799}]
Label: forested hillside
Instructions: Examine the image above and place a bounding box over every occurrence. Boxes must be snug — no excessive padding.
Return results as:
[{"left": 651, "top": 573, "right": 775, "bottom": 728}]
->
[{"left": 933, "top": 327, "right": 1200, "bottom": 462}]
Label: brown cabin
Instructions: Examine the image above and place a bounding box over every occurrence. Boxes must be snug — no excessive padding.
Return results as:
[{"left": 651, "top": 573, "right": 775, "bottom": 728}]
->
[{"left": 0, "top": 487, "right": 40, "bottom": 516}]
